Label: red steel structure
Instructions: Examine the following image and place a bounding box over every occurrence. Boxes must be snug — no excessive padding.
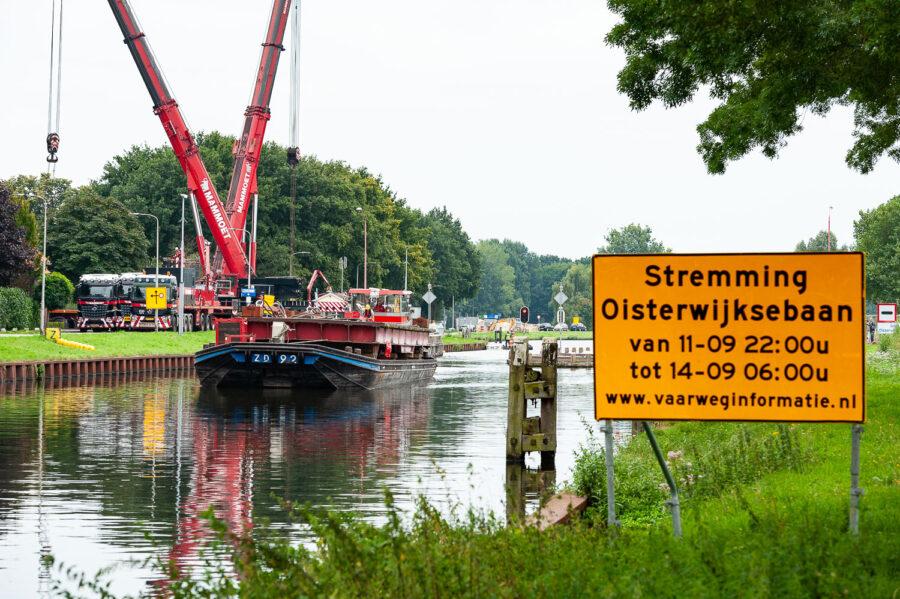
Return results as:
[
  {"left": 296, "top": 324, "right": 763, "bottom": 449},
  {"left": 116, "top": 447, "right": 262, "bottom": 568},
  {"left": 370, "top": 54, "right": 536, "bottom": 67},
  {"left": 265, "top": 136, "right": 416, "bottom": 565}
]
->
[
  {"left": 214, "top": 0, "right": 292, "bottom": 275},
  {"left": 107, "top": 0, "right": 291, "bottom": 281}
]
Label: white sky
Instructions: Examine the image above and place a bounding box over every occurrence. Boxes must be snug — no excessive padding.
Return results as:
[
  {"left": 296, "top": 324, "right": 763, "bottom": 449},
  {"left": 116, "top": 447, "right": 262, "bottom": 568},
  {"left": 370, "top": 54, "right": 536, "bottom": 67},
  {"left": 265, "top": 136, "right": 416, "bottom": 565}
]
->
[{"left": 2, "top": 0, "right": 896, "bottom": 259}]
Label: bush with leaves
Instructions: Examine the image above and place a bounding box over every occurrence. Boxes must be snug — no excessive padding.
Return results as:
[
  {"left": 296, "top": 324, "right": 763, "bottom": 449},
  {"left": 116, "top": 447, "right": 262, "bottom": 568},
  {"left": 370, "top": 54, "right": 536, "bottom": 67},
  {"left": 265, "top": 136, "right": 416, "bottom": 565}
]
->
[
  {"left": 0, "top": 287, "right": 34, "bottom": 329},
  {"left": 37, "top": 272, "right": 74, "bottom": 310}
]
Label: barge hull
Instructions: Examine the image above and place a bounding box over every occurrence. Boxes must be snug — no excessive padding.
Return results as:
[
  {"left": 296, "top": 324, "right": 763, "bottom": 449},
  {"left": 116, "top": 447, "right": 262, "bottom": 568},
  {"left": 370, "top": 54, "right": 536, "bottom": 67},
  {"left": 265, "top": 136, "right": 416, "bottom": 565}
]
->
[{"left": 195, "top": 342, "right": 437, "bottom": 390}]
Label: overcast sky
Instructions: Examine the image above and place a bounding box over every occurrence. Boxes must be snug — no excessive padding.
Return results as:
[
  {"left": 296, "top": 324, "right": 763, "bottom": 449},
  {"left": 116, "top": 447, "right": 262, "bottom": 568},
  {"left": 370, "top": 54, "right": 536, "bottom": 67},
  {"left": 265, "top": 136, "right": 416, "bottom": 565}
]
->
[{"left": 2, "top": 0, "right": 897, "bottom": 260}]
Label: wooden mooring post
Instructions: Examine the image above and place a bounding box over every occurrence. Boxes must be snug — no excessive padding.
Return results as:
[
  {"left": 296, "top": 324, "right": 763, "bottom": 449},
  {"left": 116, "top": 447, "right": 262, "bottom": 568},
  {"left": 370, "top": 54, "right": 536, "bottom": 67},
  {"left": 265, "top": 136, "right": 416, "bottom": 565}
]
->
[{"left": 507, "top": 337, "right": 557, "bottom": 469}]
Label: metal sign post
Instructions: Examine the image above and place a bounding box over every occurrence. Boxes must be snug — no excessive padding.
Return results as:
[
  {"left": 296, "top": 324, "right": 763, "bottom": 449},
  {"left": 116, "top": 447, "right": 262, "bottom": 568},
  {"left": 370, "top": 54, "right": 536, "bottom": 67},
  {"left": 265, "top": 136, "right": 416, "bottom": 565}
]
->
[
  {"left": 423, "top": 284, "right": 436, "bottom": 323},
  {"left": 555, "top": 287, "right": 567, "bottom": 341},
  {"left": 849, "top": 424, "right": 864, "bottom": 535}
]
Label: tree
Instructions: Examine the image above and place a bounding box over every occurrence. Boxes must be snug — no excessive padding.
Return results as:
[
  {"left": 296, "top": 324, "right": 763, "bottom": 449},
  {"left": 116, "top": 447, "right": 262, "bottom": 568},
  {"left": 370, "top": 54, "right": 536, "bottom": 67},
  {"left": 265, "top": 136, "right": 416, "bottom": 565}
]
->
[
  {"left": 795, "top": 231, "right": 850, "bottom": 252},
  {"left": 854, "top": 195, "right": 900, "bottom": 301},
  {"left": 597, "top": 223, "right": 671, "bottom": 254},
  {"left": 606, "top": 1, "right": 900, "bottom": 174},
  {"left": 93, "top": 135, "right": 479, "bottom": 306},
  {"left": 47, "top": 188, "right": 149, "bottom": 282},
  {"left": 551, "top": 263, "right": 593, "bottom": 329},
  {"left": 419, "top": 207, "right": 482, "bottom": 312},
  {"left": 39, "top": 272, "right": 74, "bottom": 310},
  {"left": 0, "top": 183, "right": 37, "bottom": 287},
  {"left": 5, "top": 173, "right": 71, "bottom": 221},
  {"left": 467, "top": 240, "right": 522, "bottom": 317},
  {"left": 94, "top": 142, "right": 187, "bottom": 259}
]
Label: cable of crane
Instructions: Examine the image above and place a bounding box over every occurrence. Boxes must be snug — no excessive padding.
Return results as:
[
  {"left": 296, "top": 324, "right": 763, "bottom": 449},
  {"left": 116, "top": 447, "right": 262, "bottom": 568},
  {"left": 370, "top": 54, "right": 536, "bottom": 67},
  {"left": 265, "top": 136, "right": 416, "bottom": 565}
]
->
[
  {"left": 287, "top": 0, "right": 301, "bottom": 167},
  {"left": 46, "top": 0, "right": 64, "bottom": 172},
  {"left": 288, "top": 0, "right": 301, "bottom": 276}
]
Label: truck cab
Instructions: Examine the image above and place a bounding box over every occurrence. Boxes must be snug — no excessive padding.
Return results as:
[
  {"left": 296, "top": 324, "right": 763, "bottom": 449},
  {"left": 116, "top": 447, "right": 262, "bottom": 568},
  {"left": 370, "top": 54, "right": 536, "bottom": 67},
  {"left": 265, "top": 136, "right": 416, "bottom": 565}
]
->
[
  {"left": 128, "top": 274, "right": 178, "bottom": 330},
  {"left": 76, "top": 274, "right": 121, "bottom": 331},
  {"left": 116, "top": 272, "right": 144, "bottom": 328}
]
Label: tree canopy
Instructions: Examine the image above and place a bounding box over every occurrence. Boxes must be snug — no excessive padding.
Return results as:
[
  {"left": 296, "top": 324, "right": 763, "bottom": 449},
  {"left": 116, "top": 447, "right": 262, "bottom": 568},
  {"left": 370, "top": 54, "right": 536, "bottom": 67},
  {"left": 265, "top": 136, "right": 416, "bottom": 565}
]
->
[
  {"left": 597, "top": 223, "right": 671, "bottom": 254},
  {"left": 0, "top": 183, "right": 37, "bottom": 288},
  {"left": 795, "top": 230, "right": 850, "bottom": 252},
  {"left": 455, "top": 239, "right": 576, "bottom": 322},
  {"left": 47, "top": 188, "right": 149, "bottom": 282},
  {"left": 606, "top": 0, "right": 900, "bottom": 173},
  {"left": 854, "top": 195, "right": 900, "bottom": 301},
  {"left": 37, "top": 133, "right": 480, "bottom": 304}
]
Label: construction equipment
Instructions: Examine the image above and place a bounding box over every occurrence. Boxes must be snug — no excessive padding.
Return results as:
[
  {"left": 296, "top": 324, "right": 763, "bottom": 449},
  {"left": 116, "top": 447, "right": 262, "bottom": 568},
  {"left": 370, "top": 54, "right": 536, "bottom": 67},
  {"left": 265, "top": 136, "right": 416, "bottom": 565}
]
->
[
  {"left": 107, "top": 0, "right": 291, "bottom": 286},
  {"left": 45, "top": 0, "right": 64, "bottom": 169},
  {"left": 307, "top": 270, "right": 333, "bottom": 301},
  {"left": 107, "top": 0, "right": 299, "bottom": 325}
]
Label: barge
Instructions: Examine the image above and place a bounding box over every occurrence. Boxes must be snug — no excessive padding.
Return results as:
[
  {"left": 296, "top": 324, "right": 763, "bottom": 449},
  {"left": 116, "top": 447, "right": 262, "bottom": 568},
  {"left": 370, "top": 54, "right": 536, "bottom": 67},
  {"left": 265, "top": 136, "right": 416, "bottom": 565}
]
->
[{"left": 194, "top": 288, "right": 438, "bottom": 389}]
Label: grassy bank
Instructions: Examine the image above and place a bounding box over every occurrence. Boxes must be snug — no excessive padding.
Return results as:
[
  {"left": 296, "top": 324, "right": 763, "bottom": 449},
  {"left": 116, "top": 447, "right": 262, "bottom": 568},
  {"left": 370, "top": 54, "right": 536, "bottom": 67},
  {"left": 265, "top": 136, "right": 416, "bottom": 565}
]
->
[
  {"left": 56, "top": 349, "right": 900, "bottom": 597},
  {"left": 0, "top": 330, "right": 214, "bottom": 362}
]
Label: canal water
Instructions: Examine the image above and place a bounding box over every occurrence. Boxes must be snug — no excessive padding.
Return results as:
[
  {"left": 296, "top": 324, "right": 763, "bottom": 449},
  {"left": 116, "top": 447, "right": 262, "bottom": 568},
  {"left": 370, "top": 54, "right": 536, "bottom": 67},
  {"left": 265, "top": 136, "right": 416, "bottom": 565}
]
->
[{"left": 0, "top": 348, "right": 624, "bottom": 597}]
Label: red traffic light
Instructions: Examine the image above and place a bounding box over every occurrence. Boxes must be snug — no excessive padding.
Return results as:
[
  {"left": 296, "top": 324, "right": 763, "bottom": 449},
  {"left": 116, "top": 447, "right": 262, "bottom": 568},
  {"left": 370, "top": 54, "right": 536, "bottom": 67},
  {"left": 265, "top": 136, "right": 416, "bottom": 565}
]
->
[{"left": 520, "top": 306, "right": 529, "bottom": 324}]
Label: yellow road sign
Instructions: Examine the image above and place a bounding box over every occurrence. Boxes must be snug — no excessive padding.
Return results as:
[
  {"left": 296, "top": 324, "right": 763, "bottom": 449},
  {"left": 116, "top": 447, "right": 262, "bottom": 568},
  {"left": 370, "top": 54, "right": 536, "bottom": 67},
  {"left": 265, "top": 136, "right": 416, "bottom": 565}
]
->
[
  {"left": 45, "top": 327, "right": 60, "bottom": 341},
  {"left": 592, "top": 253, "right": 865, "bottom": 423},
  {"left": 573, "top": 317, "right": 580, "bottom": 325},
  {"left": 146, "top": 287, "right": 167, "bottom": 309}
]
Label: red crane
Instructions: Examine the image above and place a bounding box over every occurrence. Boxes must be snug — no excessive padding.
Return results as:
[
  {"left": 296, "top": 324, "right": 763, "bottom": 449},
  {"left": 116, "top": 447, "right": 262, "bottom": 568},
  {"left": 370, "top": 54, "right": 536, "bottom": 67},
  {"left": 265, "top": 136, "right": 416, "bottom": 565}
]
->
[
  {"left": 213, "top": 0, "right": 292, "bottom": 276},
  {"left": 107, "top": 0, "right": 292, "bottom": 281}
]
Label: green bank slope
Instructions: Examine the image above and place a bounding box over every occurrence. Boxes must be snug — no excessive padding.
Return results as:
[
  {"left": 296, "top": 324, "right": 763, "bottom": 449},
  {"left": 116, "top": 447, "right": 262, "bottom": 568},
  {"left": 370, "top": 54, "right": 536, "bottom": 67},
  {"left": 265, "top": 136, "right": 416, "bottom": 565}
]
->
[{"left": 0, "top": 331, "right": 215, "bottom": 362}]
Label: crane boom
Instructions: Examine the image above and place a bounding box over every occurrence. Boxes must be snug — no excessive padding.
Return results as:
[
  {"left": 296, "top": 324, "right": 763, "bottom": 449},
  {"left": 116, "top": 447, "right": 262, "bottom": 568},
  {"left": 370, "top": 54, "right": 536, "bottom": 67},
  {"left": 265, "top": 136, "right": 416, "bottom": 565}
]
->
[
  {"left": 107, "top": 0, "right": 249, "bottom": 277},
  {"left": 212, "top": 0, "right": 292, "bottom": 274}
]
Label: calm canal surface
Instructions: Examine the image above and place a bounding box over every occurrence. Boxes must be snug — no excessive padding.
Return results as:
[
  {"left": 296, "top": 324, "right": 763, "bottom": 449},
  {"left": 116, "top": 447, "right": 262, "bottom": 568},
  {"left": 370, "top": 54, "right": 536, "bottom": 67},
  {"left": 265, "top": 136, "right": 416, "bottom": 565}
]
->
[{"left": 0, "top": 348, "right": 619, "bottom": 596}]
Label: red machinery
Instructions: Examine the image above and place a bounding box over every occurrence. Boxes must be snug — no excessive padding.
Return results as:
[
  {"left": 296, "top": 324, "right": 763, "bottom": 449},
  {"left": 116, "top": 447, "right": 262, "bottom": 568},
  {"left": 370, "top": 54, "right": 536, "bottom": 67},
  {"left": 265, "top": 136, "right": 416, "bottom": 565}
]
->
[
  {"left": 307, "top": 270, "right": 333, "bottom": 301},
  {"left": 107, "top": 0, "right": 292, "bottom": 307}
]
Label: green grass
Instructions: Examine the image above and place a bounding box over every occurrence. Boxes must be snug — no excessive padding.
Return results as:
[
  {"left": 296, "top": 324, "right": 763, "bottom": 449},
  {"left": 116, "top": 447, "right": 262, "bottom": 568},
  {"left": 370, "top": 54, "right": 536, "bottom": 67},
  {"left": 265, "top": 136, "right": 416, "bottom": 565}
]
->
[{"left": 0, "top": 330, "right": 215, "bottom": 362}]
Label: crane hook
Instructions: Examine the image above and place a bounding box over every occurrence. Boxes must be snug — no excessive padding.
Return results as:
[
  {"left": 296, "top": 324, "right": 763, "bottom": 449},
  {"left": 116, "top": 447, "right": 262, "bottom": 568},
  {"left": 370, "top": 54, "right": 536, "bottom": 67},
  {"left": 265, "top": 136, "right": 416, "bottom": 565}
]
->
[{"left": 46, "top": 133, "right": 60, "bottom": 163}]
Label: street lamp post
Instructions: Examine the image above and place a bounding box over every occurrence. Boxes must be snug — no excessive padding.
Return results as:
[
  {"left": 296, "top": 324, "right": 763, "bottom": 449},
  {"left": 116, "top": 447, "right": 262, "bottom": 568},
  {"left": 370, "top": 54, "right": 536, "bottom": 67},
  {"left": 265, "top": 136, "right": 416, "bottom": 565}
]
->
[
  {"left": 290, "top": 250, "right": 310, "bottom": 277},
  {"left": 356, "top": 207, "right": 367, "bottom": 288},
  {"left": 130, "top": 212, "right": 160, "bottom": 332},
  {"left": 14, "top": 193, "right": 50, "bottom": 334}
]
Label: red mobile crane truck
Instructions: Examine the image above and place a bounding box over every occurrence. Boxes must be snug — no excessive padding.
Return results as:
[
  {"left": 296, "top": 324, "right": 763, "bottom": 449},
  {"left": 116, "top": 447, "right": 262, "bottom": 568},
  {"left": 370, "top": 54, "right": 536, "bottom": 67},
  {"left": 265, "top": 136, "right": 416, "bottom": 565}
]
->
[{"left": 107, "top": 0, "right": 299, "bottom": 329}]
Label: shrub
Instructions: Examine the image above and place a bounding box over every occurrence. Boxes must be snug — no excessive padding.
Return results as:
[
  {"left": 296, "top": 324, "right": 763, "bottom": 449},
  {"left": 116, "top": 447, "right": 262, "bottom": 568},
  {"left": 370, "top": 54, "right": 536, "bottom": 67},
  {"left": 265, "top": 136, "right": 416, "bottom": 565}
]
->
[
  {"left": 37, "top": 271, "right": 74, "bottom": 310},
  {"left": 571, "top": 419, "right": 812, "bottom": 525},
  {"left": 0, "top": 287, "right": 33, "bottom": 329},
  {"left": 877, "top": 333, "right": 891, "bottom": 352}
]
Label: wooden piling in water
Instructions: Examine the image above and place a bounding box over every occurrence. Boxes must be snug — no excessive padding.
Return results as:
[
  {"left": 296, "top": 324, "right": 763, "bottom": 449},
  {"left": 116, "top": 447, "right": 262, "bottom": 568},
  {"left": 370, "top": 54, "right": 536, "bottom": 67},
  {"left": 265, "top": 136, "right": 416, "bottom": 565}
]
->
[{"left": 507, "top": 338, "right": 557, "bottom": 468}]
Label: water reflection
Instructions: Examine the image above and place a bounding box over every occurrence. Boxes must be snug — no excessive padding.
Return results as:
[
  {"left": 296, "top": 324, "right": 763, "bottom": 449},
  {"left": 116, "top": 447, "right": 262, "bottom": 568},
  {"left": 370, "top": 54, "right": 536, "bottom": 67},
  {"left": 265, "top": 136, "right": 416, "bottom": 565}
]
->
[{"left": 0, "top": 351, "right": 600, "bottom": 596}]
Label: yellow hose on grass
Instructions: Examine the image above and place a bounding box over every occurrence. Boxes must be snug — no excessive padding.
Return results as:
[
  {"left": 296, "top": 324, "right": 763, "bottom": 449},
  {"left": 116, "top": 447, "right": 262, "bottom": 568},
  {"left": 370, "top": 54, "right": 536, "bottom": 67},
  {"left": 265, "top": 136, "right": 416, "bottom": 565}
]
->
[{"left": 56, "top": 338, "right": 95, "bottom": 351}]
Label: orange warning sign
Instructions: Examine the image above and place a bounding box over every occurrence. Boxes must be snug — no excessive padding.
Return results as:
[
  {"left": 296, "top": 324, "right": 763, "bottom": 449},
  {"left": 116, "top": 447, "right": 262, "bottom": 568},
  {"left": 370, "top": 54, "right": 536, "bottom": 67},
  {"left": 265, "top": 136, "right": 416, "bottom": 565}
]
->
[{"left": 592, "top": 253, "right": 865, "bottom": 423}]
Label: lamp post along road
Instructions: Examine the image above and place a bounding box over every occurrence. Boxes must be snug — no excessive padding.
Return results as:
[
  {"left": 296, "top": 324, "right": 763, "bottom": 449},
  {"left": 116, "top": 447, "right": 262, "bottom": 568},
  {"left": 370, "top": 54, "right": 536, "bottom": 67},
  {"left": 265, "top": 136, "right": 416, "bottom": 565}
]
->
[
  {"left": 14, "top": 193, "right": 50, "bottom": 333},
  {"left": 131, "top": 212, "right": 160, "bottom": 332},
  {"left": 290, "top": 251, "right": 310, "bottom": 278}
]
